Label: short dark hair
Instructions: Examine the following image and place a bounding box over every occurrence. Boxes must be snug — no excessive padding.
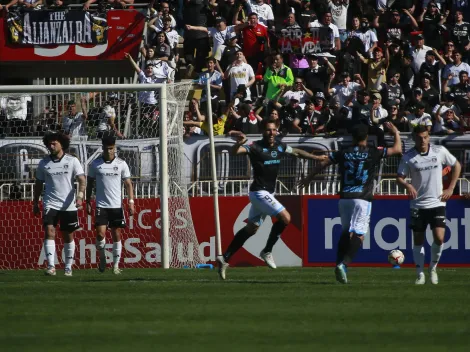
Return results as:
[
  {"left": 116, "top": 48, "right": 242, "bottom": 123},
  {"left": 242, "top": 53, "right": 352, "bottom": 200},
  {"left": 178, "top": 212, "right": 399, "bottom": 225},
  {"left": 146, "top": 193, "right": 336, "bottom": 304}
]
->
[
  {"left": 460, "top": 70, "right": 469, "bottom": 76},
  {"left": 238, "top": 103, "right": 252, "bottom": 116},
  {"left": 351, "top": 124, "right": 369, "bottom": 142},
  {"left": 413, "top": 125, "right": 429, "bottom": 135},
  {"left": 102, "top": 133, "right": 117, "bottom": 147},
  {"left": 262, "top": 118, "right": 280, "bottom": 130},
  {"left": 43, "top": 131, "right": 70, "bottom": 150},
  {"left": 248, "top": 12, "right": 258, "bottom": 18},
  {"left": 206, "top": 56, "right": 216, "bottom": 64}
]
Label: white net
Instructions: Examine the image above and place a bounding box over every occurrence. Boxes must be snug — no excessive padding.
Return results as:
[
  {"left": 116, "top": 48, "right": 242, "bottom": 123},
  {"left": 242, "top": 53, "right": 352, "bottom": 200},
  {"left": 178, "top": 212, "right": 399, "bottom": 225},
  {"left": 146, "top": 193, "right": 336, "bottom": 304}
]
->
[{"left": 0, "top": 82, "right": 206, "bottom": 269}]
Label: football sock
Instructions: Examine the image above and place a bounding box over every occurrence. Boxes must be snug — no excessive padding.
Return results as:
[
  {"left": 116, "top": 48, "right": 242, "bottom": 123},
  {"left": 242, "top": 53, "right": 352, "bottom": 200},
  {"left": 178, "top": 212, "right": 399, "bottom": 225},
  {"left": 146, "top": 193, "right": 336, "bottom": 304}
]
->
[
  {"left": 336, "top": 231, "right": 350, "bottom": 265},
  {"left": 64, "top": 241, "right": 75, "bottom": 270},
  {"left": 263, "top": 221, "right": 288, "bottom": 253},
  {"left": 343, "top": 234, "right": 362, "bottom": 265},
  {"left": 96, "top": 238, "right": 106, "bottom": 265},
  {"left": 223, "top": 227, "right": 252, "bottom": 262},
  {"left": 413, "top": 245, "right": 425, "bottom": 275},
  {"left": 113, "top": 241, "right": 122, "bottom": 268},
  {"left": 44, "top": 239, "right": 56, "bottom": 268},
  {"left": 429, "top": 242, "right": 443, "bottom": 271}
]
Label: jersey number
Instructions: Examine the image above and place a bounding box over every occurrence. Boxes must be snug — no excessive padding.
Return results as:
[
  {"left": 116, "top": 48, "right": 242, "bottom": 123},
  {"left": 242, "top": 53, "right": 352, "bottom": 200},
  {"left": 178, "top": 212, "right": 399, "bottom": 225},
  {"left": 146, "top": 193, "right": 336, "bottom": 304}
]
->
[{"left": 344, "top": 161, "right": 368, "bottom": 185}]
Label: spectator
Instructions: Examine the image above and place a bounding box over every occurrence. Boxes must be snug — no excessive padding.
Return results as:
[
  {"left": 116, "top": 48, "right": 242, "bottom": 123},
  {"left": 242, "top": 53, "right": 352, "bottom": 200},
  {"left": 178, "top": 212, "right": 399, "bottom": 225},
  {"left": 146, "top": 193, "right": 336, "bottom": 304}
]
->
[
  {"left": 244, "top": 0, "right": 275, "bottom": 28},
  {"left": 196, "top": 57, "right": 223, "bottom": 114},
  {"left": 380, "top": 70, "right": 405, "bottom": 110},
  {"left": 347, "top": 16, "right": 378, "bottom": 54},
  {"left": 148, "top": 16, "right": 179, "bottom": 54},
  {"left": 228, "top": 102, "right": 262, "bottom": 135},
  {"left": 450, "top": 10, "right": 470, "bottom": 57},
  {"left": 357, "top": 45, "right": 390, "bottom": 91},
  {"left": 407, "top": 102, "right": 433, "bottom": 132},
  {"left": 449, "top": 71, "right": 470, "bottom": 112},
  {"left": 420, "top": 73, "right": 440, "bottom": 107},
  {"left": 264, "top": 53, "right": 294, "bottom": 101},
  {"left": 183, "top": 0, "right": 210, "bottom": 77},
  {"left": 276, "top": 96, "right": 303, "bottom": 134},
  {"left": 405, "top": 87, "right": 431, "bottom": 115},
  {"left": 442, "top": 41, "right": 456, "bottom": 65},
  {"left": 324, "top": 97, "right": 350, "bottom": 134},
  {"left": 281, "top": 77, "right": 313, "bottom": 109},
  {"left": 150, "top": 2, "right": 177, "bottom": 30},
  {"left": 154, "top": 32, "right": 172, "bottom": 61},
  {"left": 217, "top": 0, "right": 245, "bottom": 25},
  {"left": 432, "top": 92, "right": 462, "bottom": 121},
  {"left": 18, "top": 0, "right": 43, "bottom": 10},
  {"left": 418, "top": 2, "right": 448, "bottom": 50},
  {"left": 303, "top": 54, "right": 335, "bottom": 94},
  {"left": 96, "top": 94, "right": 124, "bottom": 139},
  {"left": 309, "top": 11, "right": 341, "bottom": 51},
  {"left": 328, "top": 71, "right": 365, "bottom": 106},
  {"left": 224, "top": 51, "right": 256, "bottom": 101},
  {"left": 328, "top": 0, "right": 349, "bottom": 43},
  {"left": 442, "top": 51, "right": 470, "bottom": 88},
  {"left": 399, "top": 54, "right": 415, "bottom": 97},
  {"left": 140, "top": 46, "right": 158, "bottom": 67},
  {"left": 370, "top": 92, "right": 388, "bottom": 125},
  {"left": 380, "top": 9, "right": 418, "bottom": 44},
  {"left": 419, "top": 49, "right": 446, "bottom": 91},
  {"left": 183, "top": 98, "right": 205, "bottom": 137},
  {"left": 62, "top": 98, "right": 88, "bottom": 139},
  {"left": 385, "top": 104, "right": 409, "bottom": 132},
  {"left": 351, "top": 89, "right": 371, "bottom": 126},
  {"left": 214, "top": 32, "right": 241, "bottom": 73},
  {"left": 184, "top": 99, "right": 235, "bottom": 136},
  {"left": 0, "top": 0, "right": 18, "bottom": 12},
  {"left": 411, "top": 34, "right": 432, "bottom": 75},
  {"left": 433, "top": 107, "right": 462, "bottom": 135}
]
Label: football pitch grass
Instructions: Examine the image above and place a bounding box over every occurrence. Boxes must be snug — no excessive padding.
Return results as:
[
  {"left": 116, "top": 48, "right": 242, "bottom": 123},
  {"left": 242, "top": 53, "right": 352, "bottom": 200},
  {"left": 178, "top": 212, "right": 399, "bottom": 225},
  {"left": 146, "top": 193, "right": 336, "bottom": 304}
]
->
[{"left": 1, "top": 267, "right": 469, "bottom": 352}]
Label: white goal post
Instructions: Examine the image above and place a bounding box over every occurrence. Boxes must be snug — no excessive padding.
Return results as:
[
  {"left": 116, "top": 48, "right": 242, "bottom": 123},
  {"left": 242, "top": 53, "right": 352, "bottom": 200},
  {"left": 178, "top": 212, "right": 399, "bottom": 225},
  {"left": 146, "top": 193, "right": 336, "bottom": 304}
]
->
[{"left": 0, "top": 83, "right": 204, "bottom": 269}]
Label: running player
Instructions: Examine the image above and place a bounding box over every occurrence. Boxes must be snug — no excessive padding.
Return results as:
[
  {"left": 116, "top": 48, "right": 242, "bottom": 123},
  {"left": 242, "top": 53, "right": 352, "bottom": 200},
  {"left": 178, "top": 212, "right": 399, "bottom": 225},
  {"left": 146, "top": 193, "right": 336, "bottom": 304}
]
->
[
  {"left": 297, "top": 122, "right": 402, "bottom": 283},
  {"left": 216, "top": 118, "right": 327, "bottom": 280},
  {"left": 33, "top": 132, "right": 86, "bottom": 277},
  {"left": 86, "top": 134, "right": 135, "bottom": 274},
  {"left": 397, "top": 125, "right": 461, "bottom": 285}
]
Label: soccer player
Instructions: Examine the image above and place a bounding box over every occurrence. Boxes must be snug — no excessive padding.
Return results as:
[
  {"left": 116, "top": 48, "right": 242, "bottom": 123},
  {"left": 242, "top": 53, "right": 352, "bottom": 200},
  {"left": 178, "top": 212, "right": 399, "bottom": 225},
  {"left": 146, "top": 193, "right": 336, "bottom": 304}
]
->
[
  {"left": 298, "top": 122, "right": 403, "bottom": 284},
  {"left": 86, "top": 134, "right": 135, "bottom": 274},
  {"left": 216, "top": 119, "right": 327, "bottom": 280},
  {"left": 397, "top": 125, "right": 461, "bottom": 285},
  {"left": 33, "top": 132, "right": 86, "bottom": 277}
]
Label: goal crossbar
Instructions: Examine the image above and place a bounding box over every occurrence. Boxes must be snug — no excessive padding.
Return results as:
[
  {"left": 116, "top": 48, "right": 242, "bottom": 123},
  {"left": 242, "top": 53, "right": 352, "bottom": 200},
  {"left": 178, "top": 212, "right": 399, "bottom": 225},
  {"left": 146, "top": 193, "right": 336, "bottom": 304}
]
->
[{"left": 0, "top": 84, "right": 167, "bottom": 94}]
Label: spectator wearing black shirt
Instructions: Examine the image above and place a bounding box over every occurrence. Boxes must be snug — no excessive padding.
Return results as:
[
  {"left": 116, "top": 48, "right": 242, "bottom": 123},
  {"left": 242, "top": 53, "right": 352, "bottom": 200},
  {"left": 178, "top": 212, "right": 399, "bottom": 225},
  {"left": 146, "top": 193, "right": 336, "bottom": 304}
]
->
[
  {"left": 380, "top": 9, "right": 418, "bottom": 44},
  {"left": 380, "top": 70, "right": 405, "bottom": 110},
  {"left": 418, "top": 2, "right": 447, "bottom": 50},
  {"left": 420, "top": 73, "right": 441, "bottom": 108},
  {"left": 451, "top": 10, "right": 470, "bottom": 57},
  {"left": 288, "top": 0, "right": 318, "bottom": 29},
  {"left": 302, "top": 54, "right": 334, "bottom": 94},
  {"left": 418, "top": 49, "right": 446, "bottom": 91},
  {"left": 450, "top": 70, "right": 470, "bottom": 114},
  {"left": 351, "top": 89, "right": 371, "bottom": 126},
  {"left": 385, "top": 104, "right": 409, "bottom": 132},
  {"left": 279, "top": 97, "right": 303, "bottom": 134},
  {"left": 405, "top": 88, "right": 432, "bottom": 115}
]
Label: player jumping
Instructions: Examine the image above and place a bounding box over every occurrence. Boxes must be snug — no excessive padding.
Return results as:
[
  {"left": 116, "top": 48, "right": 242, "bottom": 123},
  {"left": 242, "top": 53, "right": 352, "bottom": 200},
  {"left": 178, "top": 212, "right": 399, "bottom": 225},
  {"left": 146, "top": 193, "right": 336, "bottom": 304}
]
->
[
  {"left": 34, "top": 132, "right": 86, "bottom": 277},
  {"left": 298, "top": 122, "right": 402, "bottom": 284},
  {"left": 86, "top": 134, "right": 135, "bottom": 274},
  {"left": 216, "top": 118, "right": 327, "bottom": 280},
  {"left": 397, "top": 125, "right": 461, "bottom": 285}
]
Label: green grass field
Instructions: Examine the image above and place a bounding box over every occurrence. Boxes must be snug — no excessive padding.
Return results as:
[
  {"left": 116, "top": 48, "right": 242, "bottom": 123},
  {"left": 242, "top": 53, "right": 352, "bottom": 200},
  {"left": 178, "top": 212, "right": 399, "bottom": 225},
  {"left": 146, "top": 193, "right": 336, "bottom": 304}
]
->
[{"left": 1, "top": 267, "right": 469, "bottom": 352}]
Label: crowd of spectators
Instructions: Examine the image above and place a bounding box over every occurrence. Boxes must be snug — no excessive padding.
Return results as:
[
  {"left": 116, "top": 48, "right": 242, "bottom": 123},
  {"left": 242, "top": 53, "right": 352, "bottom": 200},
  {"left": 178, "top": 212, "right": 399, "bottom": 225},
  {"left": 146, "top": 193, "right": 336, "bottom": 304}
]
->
[{"left": 2, "top": 0, "right": 470, "bottom": 142}]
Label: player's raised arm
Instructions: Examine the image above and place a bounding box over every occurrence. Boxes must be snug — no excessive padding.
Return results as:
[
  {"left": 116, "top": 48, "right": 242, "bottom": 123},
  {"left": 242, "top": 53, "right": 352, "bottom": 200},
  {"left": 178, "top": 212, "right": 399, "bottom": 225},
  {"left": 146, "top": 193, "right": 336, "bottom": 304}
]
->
[
  {"left": 289, "top": 147, "right": 328, "bottom": 161},
  {"left": 296, "top": 157, "right": 334, "bottom": 190},
  {"left": 231, "top": 134, "right": 249, "bottom": 155},
  {"left": 384, "top": 122, "right": 402, "bottom": 157}
]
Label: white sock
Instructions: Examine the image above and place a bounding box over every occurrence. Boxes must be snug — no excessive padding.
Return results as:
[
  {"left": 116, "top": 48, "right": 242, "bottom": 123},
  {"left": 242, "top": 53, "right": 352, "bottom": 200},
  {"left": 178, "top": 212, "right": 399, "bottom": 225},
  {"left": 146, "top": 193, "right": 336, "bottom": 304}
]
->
[
  {"left": 64, "top": 241, "right": 75, "bottom": 271},
  {"left": 44, "top": 239, "right": 55, "bottom": 268},
  {"left": 430, "top": 242, "right": 443, "bottom": 271},
  {"left": 113, "top": 241, "right": 122, "bottom": 268},
  {"left": 413, "top": 245, "right": 425, "bottom": 276}
]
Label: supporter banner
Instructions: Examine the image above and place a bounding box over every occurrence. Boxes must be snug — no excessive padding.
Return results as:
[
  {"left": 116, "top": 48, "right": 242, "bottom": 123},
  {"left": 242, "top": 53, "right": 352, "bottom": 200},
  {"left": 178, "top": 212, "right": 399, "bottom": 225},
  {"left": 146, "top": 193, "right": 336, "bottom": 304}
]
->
[
  {"left": 0, "top": 10, "right": 144, "bottom": 61},
  {"left": 277, "top": 28, "right": 332, "bottom": 55},
  {"left": 303, "top": 196, "right": 470, "bottom": 267},
  {"left": 7, "top": 10, "right": 107, "bottom": 45},
  {"left": 0, "top": 197, "right": 302, "bottom": 269}
]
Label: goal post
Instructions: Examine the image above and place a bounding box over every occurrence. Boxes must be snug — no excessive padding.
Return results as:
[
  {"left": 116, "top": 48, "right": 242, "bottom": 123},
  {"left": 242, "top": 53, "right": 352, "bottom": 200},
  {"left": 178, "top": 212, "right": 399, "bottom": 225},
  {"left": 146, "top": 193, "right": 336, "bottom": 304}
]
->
[{"left": 0, "top": 83, "right": 205, "bottom": 270}]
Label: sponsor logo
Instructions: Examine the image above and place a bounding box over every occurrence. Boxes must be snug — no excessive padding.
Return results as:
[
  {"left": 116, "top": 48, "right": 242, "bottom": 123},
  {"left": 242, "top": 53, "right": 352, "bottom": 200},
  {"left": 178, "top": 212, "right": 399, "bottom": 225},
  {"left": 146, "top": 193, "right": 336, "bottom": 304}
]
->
[
  {"left": 271, "top": 151, "right": 278, "bottom": 158},
  {"left": 116, "top": 26, "right": 125, "bottom": 30}
]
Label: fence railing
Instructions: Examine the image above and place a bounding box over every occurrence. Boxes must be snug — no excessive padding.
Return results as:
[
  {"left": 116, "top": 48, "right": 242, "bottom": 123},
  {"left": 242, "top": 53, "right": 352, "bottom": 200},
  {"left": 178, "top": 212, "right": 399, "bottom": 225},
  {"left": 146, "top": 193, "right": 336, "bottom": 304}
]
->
[{"left": 2, "top": 178, "right": 469, "bottom": 201}]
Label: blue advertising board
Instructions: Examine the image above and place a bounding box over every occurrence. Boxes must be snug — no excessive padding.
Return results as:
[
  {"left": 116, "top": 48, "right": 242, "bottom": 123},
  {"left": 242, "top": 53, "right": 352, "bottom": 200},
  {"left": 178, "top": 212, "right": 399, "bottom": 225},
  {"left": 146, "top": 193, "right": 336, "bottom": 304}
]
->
[{"left": 304, "top": 197, "right": 470, "bottom": 266}]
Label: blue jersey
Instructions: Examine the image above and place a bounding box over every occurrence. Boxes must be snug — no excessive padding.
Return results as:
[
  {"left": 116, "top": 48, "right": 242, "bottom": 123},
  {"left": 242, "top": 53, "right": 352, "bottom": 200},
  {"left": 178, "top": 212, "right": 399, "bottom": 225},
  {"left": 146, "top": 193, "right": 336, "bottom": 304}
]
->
[{"left": 330, "top": 145, "right": 387, "bottom": 201}]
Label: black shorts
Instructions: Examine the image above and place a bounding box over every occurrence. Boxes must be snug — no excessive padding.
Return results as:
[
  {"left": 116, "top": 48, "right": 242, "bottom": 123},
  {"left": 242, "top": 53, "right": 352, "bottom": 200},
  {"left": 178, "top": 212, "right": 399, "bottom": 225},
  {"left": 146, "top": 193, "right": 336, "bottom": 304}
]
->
[
  {"left": 43, "top": 208, "right": 81, "bottom": 232},
  {"left": 410, "top": 207, "right": 446, "bottom": 232},
  {"left": 95, "top": 207, "right": 126, "bottom": 228}
]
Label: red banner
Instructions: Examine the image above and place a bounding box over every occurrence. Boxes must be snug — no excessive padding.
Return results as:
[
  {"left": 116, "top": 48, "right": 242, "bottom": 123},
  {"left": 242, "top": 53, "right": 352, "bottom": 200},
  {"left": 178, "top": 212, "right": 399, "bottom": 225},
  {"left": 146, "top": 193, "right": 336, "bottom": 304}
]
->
[
  {"left": 0, "top": 9, "right": 145, "bottom": 61},
  {"left": 0, "top": 196, "right": 302, "bottom": 269}
]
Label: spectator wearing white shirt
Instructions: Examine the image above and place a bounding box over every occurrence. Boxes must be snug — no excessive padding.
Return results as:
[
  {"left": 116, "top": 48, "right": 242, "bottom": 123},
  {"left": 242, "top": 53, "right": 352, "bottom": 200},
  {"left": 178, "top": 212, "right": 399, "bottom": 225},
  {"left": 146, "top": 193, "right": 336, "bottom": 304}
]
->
[
  {"left": 62, "top": 97, "right": 88, "bottom": 139},
  {"left": 442, "top": 51, "right": 470, "bottom": 87},
  {"left": 150, "top": 2, "right": 177, "bottom": 30},
  {"left": 328, "top": 71, "right": 365, "bottom": 107},
  {"left": 309, "top": 12, "right": 341, "bottom": 51},
  {"left": 148, "top": 16, "right": 179, "bottom": 53},
  {"left": 328, "top": 0, "right": 348, "bottom": 42},
  {"left": 347, "top": 16, "right": 378, "bottom": 54},
  {"left": 281, "top": 77, "right": 313, "bottom": 109},
  {"left": 411, "top": 34, "right": 433, "bottom": 74},
  {"left": 407, "top": 102, "right": 433, "bottom": 132},
  {"left": 96, "top": 95, "right": 124, "bottom": 139},
  {"left": 244, "top": 0, "right": 274, "bottom": 28},
  {"left": 186, "top": 17, "right": 238, "bottom": 57},
  {"left": 224, "top": 51, "right": 256, "bottom": 100},
  {"left": 196, "top": 57, "right": 224, "bottom": 114}
]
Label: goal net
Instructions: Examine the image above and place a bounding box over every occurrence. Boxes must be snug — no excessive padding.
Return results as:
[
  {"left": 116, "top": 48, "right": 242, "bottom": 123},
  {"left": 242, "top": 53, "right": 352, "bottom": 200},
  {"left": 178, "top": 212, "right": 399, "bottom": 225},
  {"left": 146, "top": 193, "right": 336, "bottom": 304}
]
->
[{"left": 0, "top": 82, "right": 206, "bottom": 270}]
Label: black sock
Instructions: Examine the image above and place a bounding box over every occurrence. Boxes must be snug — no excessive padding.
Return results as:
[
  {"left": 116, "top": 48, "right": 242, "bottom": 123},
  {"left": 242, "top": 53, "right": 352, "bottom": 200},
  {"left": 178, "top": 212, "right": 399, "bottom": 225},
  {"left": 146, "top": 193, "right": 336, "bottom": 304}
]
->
[
  {"left": 263, "top": 221, "right": 287, "bottom": 253},
  {"left": 336, "top": 231, "right": 350, "bottom": 265},
  {"left": 223, "top": 227, "right": 253, "bottom": 262},
  {"left": 343, "top": 235, "right": 363, "bottom": 265}
]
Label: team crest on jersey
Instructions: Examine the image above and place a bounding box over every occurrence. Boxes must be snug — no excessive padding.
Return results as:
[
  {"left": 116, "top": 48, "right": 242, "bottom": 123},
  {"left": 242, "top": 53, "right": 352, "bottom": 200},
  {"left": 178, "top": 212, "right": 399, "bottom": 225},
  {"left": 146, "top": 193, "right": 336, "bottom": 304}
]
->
[
  {"left": 271, "top": 151, "right": 278, "bottom": 158},
  {"left": 432, "top": 157, "right": 437, "bottom": 163},
  {"left": 114, "top": 166, "right": 118, "bottom": 171},
  {"left": 63, "top": 164, "right": 69, "bottom": 169}
]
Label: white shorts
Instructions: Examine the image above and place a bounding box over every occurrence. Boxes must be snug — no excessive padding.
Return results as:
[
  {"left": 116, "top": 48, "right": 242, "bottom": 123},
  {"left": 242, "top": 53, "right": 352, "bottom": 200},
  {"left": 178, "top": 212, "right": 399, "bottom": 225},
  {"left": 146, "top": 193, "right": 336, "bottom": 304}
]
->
[
  {"left": 248, "top": 191, "right": 285, "bottom": 226},
  {"left": 338, "top": 199, "right": 372, "bottom": 236}
]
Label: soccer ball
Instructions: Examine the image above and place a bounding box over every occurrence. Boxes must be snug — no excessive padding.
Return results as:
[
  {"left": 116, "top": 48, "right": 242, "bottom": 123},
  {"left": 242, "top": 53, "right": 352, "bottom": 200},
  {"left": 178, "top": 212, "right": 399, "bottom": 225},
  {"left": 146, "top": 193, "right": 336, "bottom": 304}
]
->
[{"left": 388, "top": 249, "right": 405, "bottom": 265}]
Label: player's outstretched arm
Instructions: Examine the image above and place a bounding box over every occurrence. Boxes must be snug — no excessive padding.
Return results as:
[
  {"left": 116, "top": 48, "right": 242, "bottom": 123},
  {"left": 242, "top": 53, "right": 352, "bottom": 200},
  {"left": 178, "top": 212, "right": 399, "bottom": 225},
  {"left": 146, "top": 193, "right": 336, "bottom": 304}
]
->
[
  {"left": 396, "top": 175, "right": 418, "bottom": 200},
  {"left": 384, "top": 122, "right": 402, "bottom": 157},
  {"left": 441, "top": 160, "right": 461, "bottom": 201},
  {"left": 296, "top": 158, "right": 333, "bottom": 190},
  {"left": 85, "top": 176, "right": 95, "bottom": 215},
  {"left": 33, "top": 179, "right": 44, "bottom": 216},
  {"left": 231, "top": 134, "right": 248, "bottom": 155},
  {"left": 290, "top": 148, "right": 328, "bottom": 161},
  {"left": 76, "top": 175, "right": 86, "bottom": 210},
  {"left": 124, "top": 178, "right": 135, "bottom": 216}
]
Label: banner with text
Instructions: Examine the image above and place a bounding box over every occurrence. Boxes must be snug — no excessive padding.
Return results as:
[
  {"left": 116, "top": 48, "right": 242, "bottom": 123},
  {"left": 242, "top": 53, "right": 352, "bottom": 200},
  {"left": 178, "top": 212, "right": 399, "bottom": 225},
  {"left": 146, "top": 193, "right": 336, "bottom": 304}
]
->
[
  {"left": 303, "top": 196, "right": 470, "bottom": 267},
  {"left": 7, "top": 10, "right": 108, "bottom": 45}
]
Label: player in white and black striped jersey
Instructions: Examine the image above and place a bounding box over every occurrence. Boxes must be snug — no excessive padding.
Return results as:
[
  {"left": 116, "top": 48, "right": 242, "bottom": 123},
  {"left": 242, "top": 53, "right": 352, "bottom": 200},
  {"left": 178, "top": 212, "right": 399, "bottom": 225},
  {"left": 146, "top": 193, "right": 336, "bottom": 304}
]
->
[
  {"left": 33, "top": 132, "right": 86, "bottom": 277},
  {"left": 86, "top": 134, "right": 135, "bottom": 274},
  {"left": 397, "top": 125, "right": 461, "bottom": 285}
]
